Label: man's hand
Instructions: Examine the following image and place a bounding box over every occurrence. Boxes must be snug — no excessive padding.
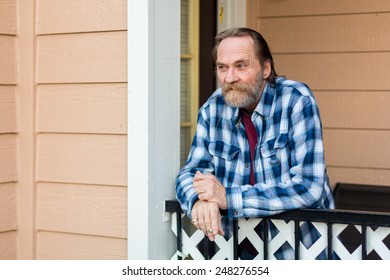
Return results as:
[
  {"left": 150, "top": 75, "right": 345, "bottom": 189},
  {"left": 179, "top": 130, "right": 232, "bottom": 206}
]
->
[
  {"left": 191, "top": 200, "right": 224, "bottom": 241},
  {"left": 193, "top": 171, "right": 227, "bottom": 209}
]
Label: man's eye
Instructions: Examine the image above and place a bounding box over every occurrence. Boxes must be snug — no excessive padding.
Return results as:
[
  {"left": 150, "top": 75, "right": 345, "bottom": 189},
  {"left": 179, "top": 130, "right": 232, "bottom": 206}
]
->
[
  {"left": 237, "top": 63, "right": 247, "bottom": 69},
  {"left": 218, "top": 65, "right": 228, "bottom": 71}
]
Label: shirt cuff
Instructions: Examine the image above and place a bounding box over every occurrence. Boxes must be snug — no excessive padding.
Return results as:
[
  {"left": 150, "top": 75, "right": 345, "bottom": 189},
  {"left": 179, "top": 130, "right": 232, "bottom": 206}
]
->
[
  {"left": 187, "top": 194, "right": 199, "bottom": 218},
  {"left": 226, "top": 185, "right": 249, "bottom": 218}
]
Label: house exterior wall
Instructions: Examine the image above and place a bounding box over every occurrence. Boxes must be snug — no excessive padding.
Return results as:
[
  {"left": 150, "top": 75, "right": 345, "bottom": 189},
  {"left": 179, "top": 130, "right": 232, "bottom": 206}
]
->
[
  {"left": 34, "top": 0, "right": 127, "bottom": 260},
  {"left": 0, "top": 0, "right": 17, "bottom": 260},
  {"left": 0, "top": 0, "right": 181, "bottom": 260},
  {"left": 247, "top": 0, "right": 390, "bottom": 188},
  {"left": 0, "top": 0, "right": 128, "bottom": 260}
]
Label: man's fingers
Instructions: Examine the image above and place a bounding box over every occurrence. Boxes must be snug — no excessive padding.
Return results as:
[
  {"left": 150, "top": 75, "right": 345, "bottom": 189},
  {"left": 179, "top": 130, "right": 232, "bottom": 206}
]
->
[
  {"left": 192, "top": 204, "right": 204, "bottom": 230},
  {"left": 198, "top": 192, "right": 213, "bottom": 201},
  {"left": 191, "top": 201, "right": 223, "bottom": 242},
  {"left": 193, "top": 171, "right": 215, "bottom": 182},
  {"left": 217, "top": 216, "right": 224, "bottom": 236},
  {"left": 193, "top": 180, "right": 206, "bottom": 194},
  {"left": 210, "top": 206, "right": 224, "bottom": 237},
  {"left": 210, "top": 205, "right": 219, "bottom": 234},
  {"left": 193, "top": 171, "right": 207, "bottom": 182},
  {"left": 198, "top": 214, "right": 214, "bottom": 241},
  {"left": 194, "top": 180, "right": 217, "bottom": 199}
]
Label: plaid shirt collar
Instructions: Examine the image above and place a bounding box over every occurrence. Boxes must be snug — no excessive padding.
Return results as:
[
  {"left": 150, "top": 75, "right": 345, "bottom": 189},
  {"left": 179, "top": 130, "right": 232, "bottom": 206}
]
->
[{"left": 232, "top": 77, "right": 284, "bottom": 126}]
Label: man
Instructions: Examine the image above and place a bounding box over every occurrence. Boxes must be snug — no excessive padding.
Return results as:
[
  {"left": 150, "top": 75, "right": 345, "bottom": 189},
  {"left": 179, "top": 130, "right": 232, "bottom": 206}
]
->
[{"left": 176, "top": 27, "right": 334, "bottom": 259}]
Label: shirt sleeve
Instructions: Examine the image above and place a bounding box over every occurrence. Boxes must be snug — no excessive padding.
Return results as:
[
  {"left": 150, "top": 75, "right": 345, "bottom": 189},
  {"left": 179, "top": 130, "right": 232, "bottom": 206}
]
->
[
  {"left": 226, "top": 94, "right": 334, "bottom": 218},
  {"left": 175, "top": 107, "right": 214, "bottom": 217}
]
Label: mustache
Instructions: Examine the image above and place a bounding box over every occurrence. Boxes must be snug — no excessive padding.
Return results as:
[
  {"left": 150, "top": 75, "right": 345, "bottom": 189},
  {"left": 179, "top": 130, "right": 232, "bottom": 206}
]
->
[{"left": 223, "top": 82, "right": 251, "bottom": 92}]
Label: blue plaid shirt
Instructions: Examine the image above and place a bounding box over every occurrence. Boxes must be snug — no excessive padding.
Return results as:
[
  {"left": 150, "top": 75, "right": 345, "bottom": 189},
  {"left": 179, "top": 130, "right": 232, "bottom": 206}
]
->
[{"left": 176, "top": 77, "right": 334, "bottom": 259}]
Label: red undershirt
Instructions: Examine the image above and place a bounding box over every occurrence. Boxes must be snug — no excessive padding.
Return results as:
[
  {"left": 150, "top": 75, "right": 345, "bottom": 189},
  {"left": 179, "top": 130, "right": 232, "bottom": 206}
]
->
[{"left": 241, "top": 111, "right": 258, "bottom": 185}]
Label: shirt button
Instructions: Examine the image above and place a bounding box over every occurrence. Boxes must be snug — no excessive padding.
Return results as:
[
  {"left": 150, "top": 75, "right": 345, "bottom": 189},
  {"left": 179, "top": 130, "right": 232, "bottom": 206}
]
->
[{"left": 245, "top": 163, "right": 249, "bottom": 168}]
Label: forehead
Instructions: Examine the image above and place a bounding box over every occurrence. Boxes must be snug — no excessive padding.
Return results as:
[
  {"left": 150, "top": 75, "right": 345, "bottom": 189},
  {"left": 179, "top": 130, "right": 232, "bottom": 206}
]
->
[{"left": 217, "top": 36, "right": 257, "bottom": 64}]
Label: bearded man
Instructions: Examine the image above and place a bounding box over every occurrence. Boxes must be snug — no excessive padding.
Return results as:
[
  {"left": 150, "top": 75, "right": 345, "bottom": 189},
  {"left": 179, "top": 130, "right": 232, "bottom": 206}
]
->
[{"left": 176, "top": 27, "right": 334, "bottom": 259}]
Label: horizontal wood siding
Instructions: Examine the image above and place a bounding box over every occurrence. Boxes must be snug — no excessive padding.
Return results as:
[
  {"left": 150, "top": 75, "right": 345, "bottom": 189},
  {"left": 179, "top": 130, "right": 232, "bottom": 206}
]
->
[
  {"left": 0, "top": 86, "right": 17, "bottom": 133},
  {"left": 36, "top": 0, "right": 127, "bottom": 34},
  {"left": 36, "top": 31, "right": 127, "bottom": 84},
  {"left": 0, "top": 183, "right": 17, "bottom": 232},
  {"left": 37, "top": 232, "right": 127, "bottom": 260},
  {"left": 258, "top": 13, "right": 390, "bottom": 53},
  {"left": 253, "top": 0, "right": 390, "bottom": 17},
  {"left": 324, "top": 130, "right": 390, "bottom": 169},
  {"left": 0, "top": 231, "right": 17, "bottom": 260},
  {"left": 36, "top": 183, "right": 127, "bottom": 238},
  {"left": 248, "top": 0, "right": 390, "bottom": 188},
  {"left": 327, "top": 167, "right": 390, "bottom": 188},
  {"left": 0, "top": 135, "right": 17, "bottom": 183},
  {"left": 0, "top": 36, "right": 16, "bottom": 84},
  {"left": 35, "top": 0, "right": 127, "bottom": 259},
  {"left": 316, "top": 91, "right": 390, "bottom": 130},
  {"left": 274, "top": 53, "right": 390, "bottom": 91},
  {"left": 37, "top": 134, "right": 127, "bottom": 186},
  {"left": 0, "top": 0, "right": 17, "bottom": 35},
  {"left": 37, "top": 84, "right": 127, "bottom": 134},
  {"left": 0, "top": 0, "right": 17, "bottom": 260}
]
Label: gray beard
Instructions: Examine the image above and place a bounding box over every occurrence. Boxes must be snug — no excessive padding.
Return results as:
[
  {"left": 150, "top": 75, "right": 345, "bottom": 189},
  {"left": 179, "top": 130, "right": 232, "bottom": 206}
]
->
[
  {"left": 223, "top": 89, "right": 258, "bottom": 108},
  {"left": 221, "top": 74, "right": 264, "bottom": 109}
]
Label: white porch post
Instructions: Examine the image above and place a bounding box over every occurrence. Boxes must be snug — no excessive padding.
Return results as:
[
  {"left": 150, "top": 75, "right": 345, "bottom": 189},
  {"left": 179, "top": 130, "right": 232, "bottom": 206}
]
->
[{"left": 128, "top": 0, "right": 180, "bottom": 259}]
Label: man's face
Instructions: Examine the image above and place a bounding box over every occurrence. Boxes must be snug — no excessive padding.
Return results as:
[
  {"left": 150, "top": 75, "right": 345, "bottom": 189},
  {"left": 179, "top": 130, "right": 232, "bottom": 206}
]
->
[{"left": 216, "top": 36, "right": 270, "bottom": 111}]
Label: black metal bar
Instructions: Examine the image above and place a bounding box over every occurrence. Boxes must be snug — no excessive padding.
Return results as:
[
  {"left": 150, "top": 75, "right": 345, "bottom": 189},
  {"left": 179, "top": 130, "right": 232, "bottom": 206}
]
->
[
  {"left": 165, "top": 200, "right": 390, "bottom": 228},
  {"left": 327, "top": 222, "right": 333, "bottom": 260},
  {"left": 204, "top": 238, "right": 210, "bottom": 260},
  {"left": 176, "top": 212, "right": 182, "bottom": 260},
  {"left": 165, "top": 200, "right": 183, "bottom": 213},
  {"left": 263, "top": 218, "right": 269, "bottom": 260},
  {"left": 233, "top": 219, "right": 238, "bottom": 260},
  {"left": 294, "top": 220, "right": 300, "bottom": 260},
  {"left": 362, "top": 225, "right": 367, "bottom": 260},
  {"left": 271, "top": 208, "right": 390, "bottom": 227}
]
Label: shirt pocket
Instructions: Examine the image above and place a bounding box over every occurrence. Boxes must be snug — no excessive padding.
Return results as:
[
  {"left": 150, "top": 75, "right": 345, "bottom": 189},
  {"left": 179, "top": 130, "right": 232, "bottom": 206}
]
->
[
  {"left": 260, "top": 133, "right": 289, "bottom": 183},
  {"left": 209, "top": 140, "right": 240, "bottom": 161},
  {"left": 208, "top": 141, "right": 240, "bottom": 182}
]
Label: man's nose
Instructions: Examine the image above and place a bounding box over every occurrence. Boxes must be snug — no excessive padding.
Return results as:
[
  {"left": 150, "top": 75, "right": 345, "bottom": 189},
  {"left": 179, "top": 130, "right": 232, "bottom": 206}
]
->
[{"left": 225, "top": 68, "right": 238, "bottom": 83}]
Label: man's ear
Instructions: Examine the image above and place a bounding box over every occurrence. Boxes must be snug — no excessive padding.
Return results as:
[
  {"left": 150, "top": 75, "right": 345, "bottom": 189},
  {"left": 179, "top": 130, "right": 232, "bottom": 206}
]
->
[{"left": 262, "top": 60, "right": 271, "bottom": 79}]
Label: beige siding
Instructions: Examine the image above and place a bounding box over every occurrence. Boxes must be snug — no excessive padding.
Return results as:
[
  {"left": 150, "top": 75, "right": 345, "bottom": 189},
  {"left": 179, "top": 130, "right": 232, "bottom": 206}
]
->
[
  {"left": 0, "top": 231, "right": 17, "bottom": 260},
  {"left": 258, "top": 13, "right": 390, "bottom": 53},
  {"left": 0, "top": 36, "right": 16, "bottom": 84},
  {"left": 247, "top": 0, "right": 390, "bottom": 188},
  {"left": 0, "top": 135, "right": 17, "bottom": 183},
  {"left": 36, "top": 0, "right": 126, "bottom": 34},
  {"left": 328, "top": 167, "right": 390, "bottom": 187},
  {"left": 249, "top": 0, "right": 390, "bottom": 18},
  {"left": 37, "top": 32, "right": 127, "bottom": 83},
  {"left": 0, "top": 0, "right": 17, "bottom": 260},
  {"left": 37, "top": 134, "right": 126, "bottom": 186},
  {"left": 274, "top": 53, "right": 390, "bottom": 90},
  {"left": 324, "top": 130, "right": 390, "bottom": 169},
  {"left": 0, "top": 183, "right": 17, "bottom": 232},
  {"left": 0, "top": 0, "right": 127, "bottom": 260},
  {"left": 0, "top": 86, "right": 17, "bottom": 133},
  {"left": 0, "top": 183, "right": 17, "bottom": 260},
  {"left": 34, "top": 0, "right": 127, "bottom": 259},
  {"left": 0, "top": 1, "right": 16, "bottom": 35},
  {"left": 36, "top": 183, "right": 127, "bottom": 238},
  {"left": 316, "top": 91, "right": 390, "bottom": 130},
  {"left": 37, "top": 232, "right": 127, "bottom": 260},
  {"left": 37, "top": 84, "right": 127, "bottom": 134}
]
